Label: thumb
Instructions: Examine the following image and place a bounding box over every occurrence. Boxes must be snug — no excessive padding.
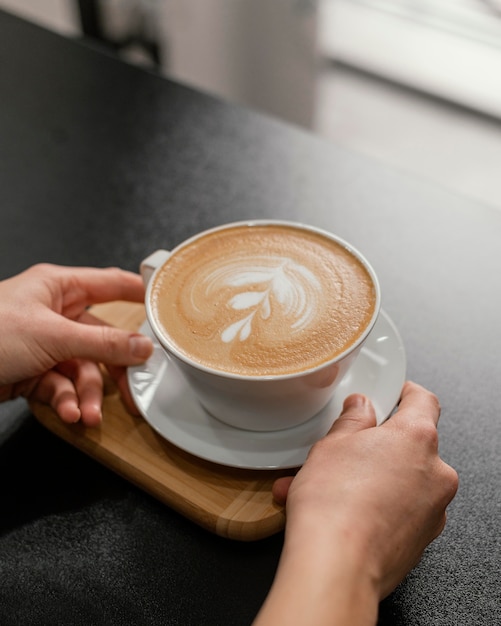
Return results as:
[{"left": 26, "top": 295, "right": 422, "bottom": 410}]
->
[
  {"left": 271, "top": 395, "right": 377, "bottom": 507},
  {"left": 272, "top": 476, "right": 295, "bottom": 507},
  {"left": 328, "top": 393, "right": 377, "bottom": 438},
  {"left": 54, "top": 318, "right": 154, "bottom": 366}
]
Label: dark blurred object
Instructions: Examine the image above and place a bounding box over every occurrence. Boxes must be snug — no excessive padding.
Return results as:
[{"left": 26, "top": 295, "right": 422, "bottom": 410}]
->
[{"left": 76, "top": 0, "right": 162, "bottom": 67}]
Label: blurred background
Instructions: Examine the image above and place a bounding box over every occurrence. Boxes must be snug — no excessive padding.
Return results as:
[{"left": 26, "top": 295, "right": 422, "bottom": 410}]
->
[{"left": 2, "top": 0, "right": 500, "bottom": 209}]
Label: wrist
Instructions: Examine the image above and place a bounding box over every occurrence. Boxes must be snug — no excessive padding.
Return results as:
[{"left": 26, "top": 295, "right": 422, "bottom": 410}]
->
[{"left": 254, "top": 515, "right": 380, "bottom": 626}]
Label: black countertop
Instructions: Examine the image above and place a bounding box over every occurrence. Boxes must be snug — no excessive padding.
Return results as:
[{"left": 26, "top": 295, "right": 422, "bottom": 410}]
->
[{"left": 0, "top": 9, "right": 500, "bottom": 625}]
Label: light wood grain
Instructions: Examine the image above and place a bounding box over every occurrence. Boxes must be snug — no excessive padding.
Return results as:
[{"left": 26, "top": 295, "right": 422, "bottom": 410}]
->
[{"left": 31, "top": 301, "right": 289, "bottom": 541}]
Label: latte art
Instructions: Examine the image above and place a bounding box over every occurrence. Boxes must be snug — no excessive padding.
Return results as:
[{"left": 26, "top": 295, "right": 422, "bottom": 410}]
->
[
  {"left": 151, "top": 224, "right": 377, "bottom": 376},
  {"left": 197, "top": 255, "right": 323, "bottom": 344}
]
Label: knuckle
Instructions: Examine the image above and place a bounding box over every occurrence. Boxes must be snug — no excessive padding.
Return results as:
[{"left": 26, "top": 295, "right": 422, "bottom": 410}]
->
[
  {"left": 443, "top": 464, "right": 460, "bottom": 500},
  {"left": 30, "top": 262, "right": 58, "bottom": 276},
  {"left": 307, "top": 436, "right": 331, "bottom": 461},
  {"left": 412, "top": 419, "right": 439, "bottom": 447},
  {"left": 433, "top": 512, "right": 448, "bottom": 540},
  {"left": 420, "top": 385, "right": 441, "bottom": 416},
  {"left": 100, "top": 326, "right": 122, "bottom": 358},
  {"left": 429, "top": 391, "right": 441, "bottom": 414},
  {"left": 430, "top": 462, "right": 459, "bottom": 511},
  {"left": 104, "top": 266, "right": 123, "bottom": 278}
]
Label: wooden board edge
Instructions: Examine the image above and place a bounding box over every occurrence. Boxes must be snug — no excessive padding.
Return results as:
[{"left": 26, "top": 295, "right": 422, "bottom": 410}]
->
[{"left": 32, "top": 403, "right": 286, "bottom": 541}]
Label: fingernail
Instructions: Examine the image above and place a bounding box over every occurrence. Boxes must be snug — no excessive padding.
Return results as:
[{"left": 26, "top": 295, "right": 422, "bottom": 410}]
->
[
  {"left": 86, "top": 406, "right": 103, "bottom": 426},
  {"left": 344, "top": 393, "right": 368, "bottom": 410},
  {"left": 129, "top": 334, "right": 153, "bottom": 359},
  {"left": 92, "top": 405, "right": 103, "bottom": 423},
  {"left": 70, "top": 410, "right": 81, "bottom": 423}
]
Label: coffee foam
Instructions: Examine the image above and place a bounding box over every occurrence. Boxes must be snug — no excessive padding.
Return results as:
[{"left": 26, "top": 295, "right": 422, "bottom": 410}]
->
[{"left": 151, "top": 224, "right": 376, "bottom": 376}]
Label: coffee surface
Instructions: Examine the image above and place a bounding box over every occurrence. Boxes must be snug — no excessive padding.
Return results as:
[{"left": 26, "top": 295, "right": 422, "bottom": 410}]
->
[{"left": 151, "top": 224, "right": 376, "bottom": 376}]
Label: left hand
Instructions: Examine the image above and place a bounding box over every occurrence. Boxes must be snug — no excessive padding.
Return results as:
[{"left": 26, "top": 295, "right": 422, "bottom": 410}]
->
[{"left": 0, "top": 263, "right": 153, "bottom": 426}]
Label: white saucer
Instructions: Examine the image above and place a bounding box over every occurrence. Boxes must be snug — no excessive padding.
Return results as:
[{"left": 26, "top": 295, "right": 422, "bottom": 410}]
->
[{"left": 127, "top": 309, "right": 406, "bottom": 470}]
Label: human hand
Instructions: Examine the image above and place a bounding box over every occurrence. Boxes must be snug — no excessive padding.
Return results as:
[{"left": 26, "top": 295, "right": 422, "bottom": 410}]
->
[
  {"left": 0, "top": 264, "right": 153, "bottom": 426},
  {"left": 255, "top": 381, "right": 458, "bottom": 625}
]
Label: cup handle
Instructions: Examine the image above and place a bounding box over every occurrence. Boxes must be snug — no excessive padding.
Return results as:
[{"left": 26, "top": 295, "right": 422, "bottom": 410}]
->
[{"left": 140, "top": 249, "right": 171, "bottom": 286}]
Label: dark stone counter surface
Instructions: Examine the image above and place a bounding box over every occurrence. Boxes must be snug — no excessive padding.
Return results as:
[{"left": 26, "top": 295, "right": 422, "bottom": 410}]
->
[{"left": 0, "top": 9, "right": 499, "bottom": 625}]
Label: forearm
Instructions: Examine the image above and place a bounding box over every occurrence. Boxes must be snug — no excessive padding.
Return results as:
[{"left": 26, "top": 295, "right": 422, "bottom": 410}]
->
[{"left": 253, "top": 518, "right": 379, "bottom": 626}]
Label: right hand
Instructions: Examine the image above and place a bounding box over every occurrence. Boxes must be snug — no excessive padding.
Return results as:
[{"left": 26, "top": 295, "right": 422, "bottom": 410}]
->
[{"left": 273, "top": 381, "right": 459, "bottom": 600}]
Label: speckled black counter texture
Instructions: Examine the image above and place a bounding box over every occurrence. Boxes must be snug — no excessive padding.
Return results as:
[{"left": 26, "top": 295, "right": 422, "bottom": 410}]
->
[{"left": 0, "top": 9, "right": 499, "bottom": 625}]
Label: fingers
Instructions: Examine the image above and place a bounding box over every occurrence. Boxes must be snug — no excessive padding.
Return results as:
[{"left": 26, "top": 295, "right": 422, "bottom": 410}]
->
[
  {"left": 29, "top": 358, "right": 145, "bottom": 427},
  {"left": 56, "top": 360, "right": 104, "bottom": 427},
  {"left": 390, "top": 381, "right": 458, "bottom": 506},
  {"left": 328, "top": 393, "right": 377, "bottom": 438},
  {"left": 392, "top": 381, "right": 441, "bottom": 427},
  {"left": 106, "top": 364, "right": 141, "bottom": 416},
  {"left": 272, "top": 394, "right": 377, "bottom": 506},
  {"left": 31, "top": 369, "right": 82, "bottom": 424},
  {"left": 61, "top": 266, "right": 146, "bottom": 308},
  {"left": 272, "top": 476, "right": 295, "bottom": 506},
  {"left": 30, "top": 360, "right": 104, "bottom": 427},
  {"left": 52, "top": 316, "right": 153, "bottom": 368}
]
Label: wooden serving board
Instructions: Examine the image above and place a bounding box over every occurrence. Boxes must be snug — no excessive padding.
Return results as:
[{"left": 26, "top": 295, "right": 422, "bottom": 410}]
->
[{"left": 31, "top": 301, "right": 290, "bottom": 542}]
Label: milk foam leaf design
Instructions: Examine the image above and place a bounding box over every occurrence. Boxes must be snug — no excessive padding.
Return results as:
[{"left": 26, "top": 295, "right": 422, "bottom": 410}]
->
[
  {"left": 221, "top": 312, "right": 255, "bottom": 343},
  {"left": 226, "top": 271, "right": 276, "bottom": 287},
  {"left": 261, "top": 293, "right": 271, "bottom": 319},
  {"left": 222, "top": 293, "right": 267, "bottom": 342},
  {"left": 229, "top": 291, "right": 267, "bottom": 310},
  {"left": 217, "top": 257, "right": 322, "bottom": 344},
  {"left": 270, "top": 264, "right": 320, "bottom": 330}
]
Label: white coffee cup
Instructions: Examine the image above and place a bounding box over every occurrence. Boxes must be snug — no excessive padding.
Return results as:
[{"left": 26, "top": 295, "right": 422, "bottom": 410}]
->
[{"left": 140, "top": 220, "right": 380, "bottom": 431}]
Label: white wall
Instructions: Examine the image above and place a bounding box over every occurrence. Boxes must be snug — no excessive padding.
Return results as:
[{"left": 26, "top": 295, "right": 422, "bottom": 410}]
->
[
  {"left": 0, "top": 0, "right": 320, "bottom": 127},
  {"left": 0, "top": 0, "right": 77, "bottom": 34},
  {"left": 157, "top": 0, "right": 320, "bottom": 127}
]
